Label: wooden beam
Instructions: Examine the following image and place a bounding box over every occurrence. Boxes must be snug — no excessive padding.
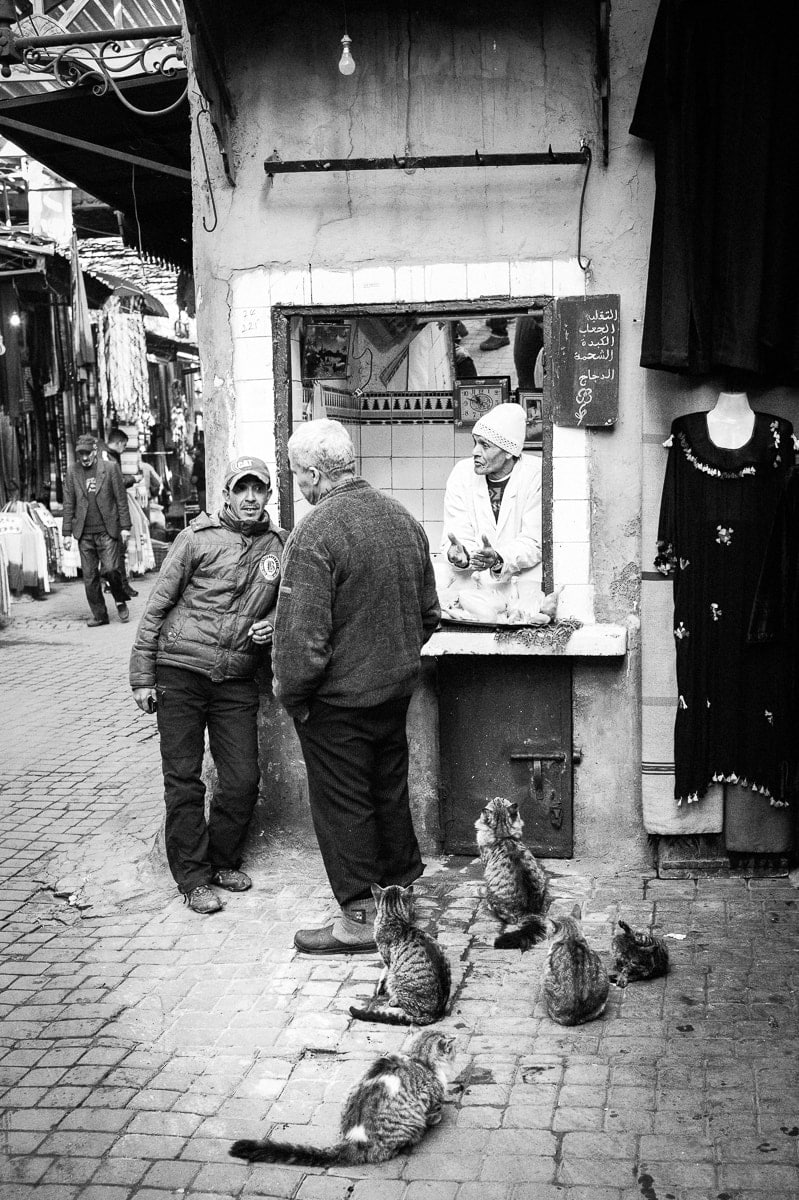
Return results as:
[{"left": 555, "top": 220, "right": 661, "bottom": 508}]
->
[{"left": 0, "top": 114, "right": 190, "bottom": 180}]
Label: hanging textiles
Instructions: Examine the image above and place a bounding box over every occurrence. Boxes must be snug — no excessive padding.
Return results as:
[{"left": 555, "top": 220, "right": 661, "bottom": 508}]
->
[
  {"left": 749, "top": 468, "right": 799, "bottom": 803},
  {"left": 99, "top": 296, "right": 149, "bottom": 426},
  {"left": 0, "top": 505, "right": 50, "bottom": 593},
  {"left": 0, "top": 540, "right": 9, "bottom": 619},
  {"left": 0, "top": 412, "right": 21, "bottom": 506},
  {"left": 631, "top": 2, "right": 799, "bottom": 378},
  {"left": 656, "top": 411, "right": 794, "bottom": 805},
  {"left": 124, "top": 491, "right": 156, "bottom": 576}
]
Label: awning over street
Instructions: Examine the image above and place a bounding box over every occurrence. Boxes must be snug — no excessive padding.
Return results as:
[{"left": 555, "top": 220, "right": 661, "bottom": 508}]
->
[{"left": 0, "top": 75, "right": 191, "bottom": 270}]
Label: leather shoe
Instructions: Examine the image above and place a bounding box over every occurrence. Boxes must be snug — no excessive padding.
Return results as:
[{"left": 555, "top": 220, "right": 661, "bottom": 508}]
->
[
  {"left": 124, "top": 587, "right": 139, "bottom": 598},
  {"left": 212, "top": 868, "right": 252, "bottom": 892},
  {"left": 479, "top": 333, "right": 510, "bottom": 351},
  {"left": 293, "top": 923, "right": 376, "bottom": 955},
  {"left": 116, "top": 603, "right": 130, "bottom": 623},
  {"left": 87, "top": 616, "right": 109, "bottom": 627},
  {"left": 185, "top": 885, "right": 223, "bottom": 915}
]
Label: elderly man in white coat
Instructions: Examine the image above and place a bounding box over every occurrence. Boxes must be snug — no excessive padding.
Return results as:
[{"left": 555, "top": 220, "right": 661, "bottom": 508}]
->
[{"left": 442, "top": 402, "right": 542, "bottom": 586}]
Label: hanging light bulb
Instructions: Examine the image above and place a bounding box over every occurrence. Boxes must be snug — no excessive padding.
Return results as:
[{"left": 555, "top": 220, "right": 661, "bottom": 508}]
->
[
  {"left": 9, "top": 312, "right": 20, "bottom": 327},
  {"left": 338, "top": 33, "right": 356, "bottom": 76}
]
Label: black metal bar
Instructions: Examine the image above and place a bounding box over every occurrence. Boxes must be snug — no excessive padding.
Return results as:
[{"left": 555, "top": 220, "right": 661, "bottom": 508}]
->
[
  {"left": 596, "top": 0, "right": 611, "bottom": 167},
  {"left": 264, "top": 148, "right": 590, "bottom": 176},
  {"left": 14, "top": 24, "right": 182, "bottom": 50}
]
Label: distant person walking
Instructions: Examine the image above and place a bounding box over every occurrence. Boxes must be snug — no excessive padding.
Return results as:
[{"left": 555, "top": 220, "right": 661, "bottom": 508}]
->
[
  {"left": 62, "top": 432, "right": 132, "bottom": 626},
  {"left": 101, "top": 426, "right": 138, "bottom": 599},
  {"left": 130, "top": 456, "right": 286, "bottom": 915},
  {"left": 272, "top": 418, "right": 440, "bottom": 954}
]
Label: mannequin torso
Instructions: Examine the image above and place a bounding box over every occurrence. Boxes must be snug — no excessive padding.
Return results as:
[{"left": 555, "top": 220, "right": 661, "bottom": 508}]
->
[{"left": 706, "top": 391, "right": 755, "bottom": 449}]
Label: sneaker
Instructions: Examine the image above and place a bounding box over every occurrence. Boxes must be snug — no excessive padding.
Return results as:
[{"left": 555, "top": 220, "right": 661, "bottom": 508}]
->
[
  {"left": 293, "top": 923, "right": 376, "bottom": 955},
  {"left": 479, "top": 333, "right": 510, "bottom": 351},
  {"left": 212, "top": 868, "right": 252, "bottom": 892},
  {"left": 87, "top": 616, "right": 109, "bottom": 627},
  {"left": 185, "top": 885, "right": 223, "bottom": 914},
  {"left": 117, "top": 603, "right": 130, "bottom": 623}
]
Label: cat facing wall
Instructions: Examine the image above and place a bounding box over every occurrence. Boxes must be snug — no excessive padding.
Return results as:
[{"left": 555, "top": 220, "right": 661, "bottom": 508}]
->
[{"left": 349, "top": 883, "right": 451, "bottom": 1026}]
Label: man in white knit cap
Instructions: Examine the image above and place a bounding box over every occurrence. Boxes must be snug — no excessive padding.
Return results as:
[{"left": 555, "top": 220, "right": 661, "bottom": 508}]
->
[{"left": 442, "top": 401, "right": 542, "bottom": 584}]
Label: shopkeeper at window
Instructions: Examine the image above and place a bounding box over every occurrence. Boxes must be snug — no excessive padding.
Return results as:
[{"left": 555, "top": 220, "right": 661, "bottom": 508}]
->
[{"left": 442, "top": 402, "right": 542, "bottom": 583}]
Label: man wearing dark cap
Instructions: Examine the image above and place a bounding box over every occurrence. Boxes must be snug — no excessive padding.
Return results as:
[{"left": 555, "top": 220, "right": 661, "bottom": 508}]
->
[
  {"left": 62, "top": 433, "right": 133, "bottom": 626},
  {"left": 130, "top": 455, "right": 286, "bottom": 915}
]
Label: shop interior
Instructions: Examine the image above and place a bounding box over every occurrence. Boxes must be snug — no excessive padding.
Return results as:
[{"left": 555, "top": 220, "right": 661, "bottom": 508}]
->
[{"left": 289, "top": 306, "right": 545, "bottom": 554}]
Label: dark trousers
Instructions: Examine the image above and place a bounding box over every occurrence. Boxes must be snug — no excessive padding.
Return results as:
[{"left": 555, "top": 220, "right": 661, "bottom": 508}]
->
[
  {"left": 156, "top": 665, "right": 260, "bottom": 893},
  {"left": 78, "top": 530, "right": 127, "bottom": 620},
  {"left": 295, "top": 695, "right": 424, "bottom": 907},
  {"left": 118, "top": 534, "right": 132, "bottom": 592}
]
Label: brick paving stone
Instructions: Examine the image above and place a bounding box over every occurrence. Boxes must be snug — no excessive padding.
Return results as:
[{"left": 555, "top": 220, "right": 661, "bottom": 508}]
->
[{"left": 3, "top": 585, "right": 799, "bottom": 1197}]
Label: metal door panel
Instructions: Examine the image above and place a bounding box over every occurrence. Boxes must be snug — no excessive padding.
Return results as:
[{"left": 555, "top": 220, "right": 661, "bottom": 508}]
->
[{"left": 438, "top": 657, "right": 573, "bottom": 857}]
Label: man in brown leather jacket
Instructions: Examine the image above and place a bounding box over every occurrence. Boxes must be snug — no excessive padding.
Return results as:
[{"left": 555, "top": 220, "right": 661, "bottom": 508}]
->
[{"left": 130, "top": 456, "right": 286, "bottom": 914}]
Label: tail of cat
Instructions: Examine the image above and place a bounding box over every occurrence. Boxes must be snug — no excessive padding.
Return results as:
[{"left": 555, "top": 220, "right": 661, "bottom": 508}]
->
[
  {"left": 230, "top": 1137, "right": 357, "bottom": 1166},
  {"left": 493, "top": 914, "right": 549, "bottom": 951},
  {"left": 349, "top": 1004, "right": 439, "bottom": 1026}
]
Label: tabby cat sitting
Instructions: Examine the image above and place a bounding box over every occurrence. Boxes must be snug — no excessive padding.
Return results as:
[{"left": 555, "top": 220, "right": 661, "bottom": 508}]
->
[
  {"left": 475, "top": 796, "right": 550, "bottom": 950},
  {"left": 543, "top": 907, "right": 609, "bottom": 1026},
  {"left": 349, "top": 883, "right": 451, "bottom": 1026},
  {"left": 229, "top": 1030, "right": 457, "bottom": 1166},
  {"left": 610, "top": 918, "right": 669, "bottom": 987}
]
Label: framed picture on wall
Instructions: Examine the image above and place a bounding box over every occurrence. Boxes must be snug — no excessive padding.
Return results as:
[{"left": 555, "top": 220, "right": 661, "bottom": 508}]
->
[
  {"left": 453, "top": 376, "right": 510, "bottom": 426},
  {"left": 301, "top": 322, "right": 351, "bottom": 380},
  {"left": 518, "top": 389, "right": 543, "bottom": 450}
]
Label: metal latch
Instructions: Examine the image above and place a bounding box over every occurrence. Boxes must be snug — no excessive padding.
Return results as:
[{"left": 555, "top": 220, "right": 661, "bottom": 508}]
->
[{"left": 509, "top": 748, "right": 582, "bottom": 829}]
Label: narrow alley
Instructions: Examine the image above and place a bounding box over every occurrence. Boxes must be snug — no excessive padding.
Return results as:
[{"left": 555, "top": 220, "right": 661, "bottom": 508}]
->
[{"left": 1, "top": 576, "right": 798, "bottom": 1200}]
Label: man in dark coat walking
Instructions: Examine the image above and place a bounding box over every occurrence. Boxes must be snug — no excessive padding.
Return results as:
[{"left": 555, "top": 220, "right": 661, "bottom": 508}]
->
[
  {"left": 62, "top": 432, "right": 132, "bottom": 626},
  {"left": 272, "top": 418, "right": 440, "bottom": 954}
]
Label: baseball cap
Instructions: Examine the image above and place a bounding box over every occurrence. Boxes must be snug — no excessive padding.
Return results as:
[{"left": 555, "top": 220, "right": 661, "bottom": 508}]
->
[
  {"left": 223, "top": 455, "right": 272, "bottom": 490},
  {"left": 75, "top": 433, "right": 97, "bottom": 452}
]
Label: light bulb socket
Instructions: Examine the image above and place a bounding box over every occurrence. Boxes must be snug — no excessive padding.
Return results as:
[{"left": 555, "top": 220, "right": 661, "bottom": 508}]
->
[{"left": 338, "top": 33, "right": 356, "bottom": 75}]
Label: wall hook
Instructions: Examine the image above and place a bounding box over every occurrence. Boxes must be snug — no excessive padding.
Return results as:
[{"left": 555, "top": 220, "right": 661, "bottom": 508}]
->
[{"left": 195, "top": 99, "right": 218, "bottom": 233}]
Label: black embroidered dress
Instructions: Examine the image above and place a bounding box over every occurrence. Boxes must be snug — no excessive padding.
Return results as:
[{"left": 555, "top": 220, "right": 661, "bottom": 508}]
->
[{"left": 656, "top": 412, "right": 794, "bottom": 804}]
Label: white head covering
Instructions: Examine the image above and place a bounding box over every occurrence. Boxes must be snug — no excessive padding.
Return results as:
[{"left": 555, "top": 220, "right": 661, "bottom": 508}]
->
[{"left": 472, "top": 403, "right": 527, "bottom": 457}]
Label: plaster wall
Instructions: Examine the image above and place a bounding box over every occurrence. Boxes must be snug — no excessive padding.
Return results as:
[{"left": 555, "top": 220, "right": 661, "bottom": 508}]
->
[{"left": 188, "top": 0, "right": 660, "bottom": 866}]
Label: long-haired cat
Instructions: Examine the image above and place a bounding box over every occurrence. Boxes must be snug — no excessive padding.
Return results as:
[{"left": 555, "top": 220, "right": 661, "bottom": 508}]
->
[
  {"left": 229, "top": 1029, "right": 457, "bottom": 1166},
  {"left": 543, "top": 908, "right": 609, "bottom": 1026},
  {"left": 475, "top": 797, "right": 550, "bottom": 950},
  {"left": 610, "top": 918, "right": 669, "bottom": 987},
  {"left": 349, "top": 884, "right": 451, "bottom": 1026}
]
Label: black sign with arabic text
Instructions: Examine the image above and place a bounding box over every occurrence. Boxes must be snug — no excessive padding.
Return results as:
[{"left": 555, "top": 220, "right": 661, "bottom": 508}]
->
[{"left": 550, "top": 294, "right": 620, "bottom": 428}]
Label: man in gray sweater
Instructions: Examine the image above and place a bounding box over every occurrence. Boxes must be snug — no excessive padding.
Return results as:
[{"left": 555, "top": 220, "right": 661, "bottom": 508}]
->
[{"left": 273, "top": 418, "right": 440, "bottom": 954}]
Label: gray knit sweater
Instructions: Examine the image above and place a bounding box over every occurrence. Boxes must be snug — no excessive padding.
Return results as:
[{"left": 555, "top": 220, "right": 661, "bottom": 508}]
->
[{"left": 272, "top": 477, "right": 440, "bottom": 715}]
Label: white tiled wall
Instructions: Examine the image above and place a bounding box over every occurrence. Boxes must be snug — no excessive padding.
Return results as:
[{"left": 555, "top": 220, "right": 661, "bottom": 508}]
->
[{"left": 226, "top": 258, "right": 594, "bottom": 621}]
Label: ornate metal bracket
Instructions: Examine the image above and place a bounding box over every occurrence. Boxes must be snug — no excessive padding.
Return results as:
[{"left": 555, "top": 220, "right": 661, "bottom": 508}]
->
[{"left": 0, "top": 2, "right": 186, "bottom": 117}]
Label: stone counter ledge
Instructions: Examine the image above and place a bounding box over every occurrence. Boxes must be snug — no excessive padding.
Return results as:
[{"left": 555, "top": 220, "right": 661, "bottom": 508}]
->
[{"left": 422, "top": 623, "right": 628, "bottom": 657}]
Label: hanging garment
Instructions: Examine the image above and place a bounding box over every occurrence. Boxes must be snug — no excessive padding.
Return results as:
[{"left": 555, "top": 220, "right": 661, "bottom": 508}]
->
[
  {"left": 631, "top": 2, "right": 799, "bottom": 378},
  {"left": 0, "top": 508, "right": 49, "bottom": 594},
  {"left": 124, "top": 490, "right": 155, "bottom": 576},
  {"left": 0, "top": 539, "right": 10, "bottom": 618},
  {"left": 0, "top": 412, "right": 21, "bottom": 506},
  {"left": 656, "top": 411, "right": 794, "bottom": 804},
  {"left": 748, "top": 467, "right": 799, "bottom": 802}
]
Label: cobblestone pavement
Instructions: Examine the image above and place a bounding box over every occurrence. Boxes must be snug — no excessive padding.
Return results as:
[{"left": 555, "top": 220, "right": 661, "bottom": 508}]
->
[{"left": 1, "top": 574, "right": 799, "bottom": 1199}]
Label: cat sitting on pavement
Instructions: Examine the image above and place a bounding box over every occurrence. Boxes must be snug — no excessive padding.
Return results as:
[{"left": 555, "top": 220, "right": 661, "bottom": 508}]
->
[
  {"left": 349, "top": 883, "right": 451, "bottom": 1026},
  {"left": 543, "top": 907, "right": 610, "bottom": 1026},
  {"left": 475, "top": 796, "right": 550, "bottom": 951},
  {"left": 229, "top": 1030, "right": 457, "bottom": 1166}
]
